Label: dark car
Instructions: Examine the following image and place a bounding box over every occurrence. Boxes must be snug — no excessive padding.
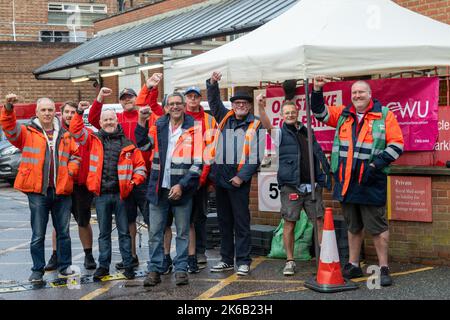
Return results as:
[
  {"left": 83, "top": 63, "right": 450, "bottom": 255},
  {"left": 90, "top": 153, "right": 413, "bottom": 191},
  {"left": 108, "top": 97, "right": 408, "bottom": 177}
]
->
[{"left": 0, "top": 120, "right": 26, "bottom": 185}]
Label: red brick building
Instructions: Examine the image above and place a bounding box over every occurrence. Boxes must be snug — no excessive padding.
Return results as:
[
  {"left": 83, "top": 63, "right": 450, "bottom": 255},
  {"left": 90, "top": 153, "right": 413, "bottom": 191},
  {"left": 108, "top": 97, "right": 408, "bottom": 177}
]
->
[{"left": 0, "top": 0, "right": 153, "bottom": 103}]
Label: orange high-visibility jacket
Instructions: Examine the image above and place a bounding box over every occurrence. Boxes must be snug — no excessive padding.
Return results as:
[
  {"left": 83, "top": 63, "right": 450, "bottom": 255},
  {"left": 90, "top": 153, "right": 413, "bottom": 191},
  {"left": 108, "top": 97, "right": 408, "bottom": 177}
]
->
[
  {"left": 69, "top": 112, "right": 146, "bottom": 200},
  {"left": 312, "top": 96, "right": 404, "bottom": 206},
  {"left": 135, "top": 114, "right": 203, "bottom": 205},
  {"left": 0, "top": 107, "right": 80, "bottom": 195}
]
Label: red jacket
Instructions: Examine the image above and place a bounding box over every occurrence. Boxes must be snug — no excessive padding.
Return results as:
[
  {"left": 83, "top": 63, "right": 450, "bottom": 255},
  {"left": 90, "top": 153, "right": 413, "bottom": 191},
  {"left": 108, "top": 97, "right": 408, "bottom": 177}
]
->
[{"left": 62, "top": 122, "right": 92, "bottom": 185}]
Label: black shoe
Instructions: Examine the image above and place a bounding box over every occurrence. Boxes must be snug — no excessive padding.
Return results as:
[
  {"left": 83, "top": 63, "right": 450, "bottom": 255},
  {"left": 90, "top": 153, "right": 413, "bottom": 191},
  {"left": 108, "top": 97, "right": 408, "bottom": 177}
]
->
[
  {"left": 116, "top": 256, "right": 139, "bottom": 270},
  {"left": 44, "top": 253, "right": 57, "bottom": 271},
  {"left": 175, "top": 271, "right": 189, "bottom": 286},
  {"left": 188, "top": 255, "right": 200, "bottom": 274},
  {"left": 58, "top": 266, "right": 76, "bottom": 278},
  {"left": 84, "top": 254, "right": 97, "bottom": 270},
  {"left": 28, "top": 271, "right": 44, "bottom": 283},
  {"left": 162, "top": 254, "right": 173, "bottom": 275},
  {"left": 123, "top": 268, "right": 135, "bottom": 280},
  {"left": 93, "top": 267, "right": 110, "bottom": 280},
  {"left": 342, "top": 263, "right": 364, "bottom": 279},
  {"left": 143, "top": 271, "right": 161, "bottom": 287},
  {"left": 380, "top": 266, "right": 393, "bottom": 287}
]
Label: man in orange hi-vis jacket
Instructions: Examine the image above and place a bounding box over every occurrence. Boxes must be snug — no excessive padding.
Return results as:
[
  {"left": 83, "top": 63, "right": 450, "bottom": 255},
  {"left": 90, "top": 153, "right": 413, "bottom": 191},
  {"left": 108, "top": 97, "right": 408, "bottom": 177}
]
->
[
  {"left": 0, "top": 94, "right": 80, "bottom": 284},
  {"left": 71, "top": 101, "right": 146, "bottom": 281},
  {"left": 311, "top": 76, "right": 404, "bottom": 287}
]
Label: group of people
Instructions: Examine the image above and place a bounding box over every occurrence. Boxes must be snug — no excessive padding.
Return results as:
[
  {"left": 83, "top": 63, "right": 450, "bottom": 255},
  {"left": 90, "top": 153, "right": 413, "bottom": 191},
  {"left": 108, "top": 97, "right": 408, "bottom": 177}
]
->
[{"left": 0, "top": 71, "right": 403, "bottom": 288}]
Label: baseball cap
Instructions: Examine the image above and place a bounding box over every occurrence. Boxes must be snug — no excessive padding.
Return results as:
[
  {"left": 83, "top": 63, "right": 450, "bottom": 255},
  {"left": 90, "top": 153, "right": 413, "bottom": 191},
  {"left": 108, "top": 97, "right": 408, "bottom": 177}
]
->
[
  {"left": 119, "top": 88, "right": 137, "bottom": 99},
  {"left": 184, "top": 86, "right": 201, "bottom": 97}
]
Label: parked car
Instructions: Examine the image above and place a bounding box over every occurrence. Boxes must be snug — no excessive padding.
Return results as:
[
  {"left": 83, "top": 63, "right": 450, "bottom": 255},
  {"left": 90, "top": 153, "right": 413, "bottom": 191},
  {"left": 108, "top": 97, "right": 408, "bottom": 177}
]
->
[{"left": 0, "top": 138, "right": 21, "bottom": 186}]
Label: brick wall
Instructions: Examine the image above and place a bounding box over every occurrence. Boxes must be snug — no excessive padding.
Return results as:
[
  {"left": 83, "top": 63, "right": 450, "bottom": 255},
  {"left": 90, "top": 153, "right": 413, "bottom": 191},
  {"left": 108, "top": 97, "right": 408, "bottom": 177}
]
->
[
  {"left": 95, "top": 0, "right": 206, "bottom": 32},
  {"left": 0, "top": 42, "right": 96, "bottom": 104},
  {"left": 394, "top": 0, "right": 450, "bottom": 24},
  {"left": 0, "top": 0, "right": 117, "bottom": 42}
]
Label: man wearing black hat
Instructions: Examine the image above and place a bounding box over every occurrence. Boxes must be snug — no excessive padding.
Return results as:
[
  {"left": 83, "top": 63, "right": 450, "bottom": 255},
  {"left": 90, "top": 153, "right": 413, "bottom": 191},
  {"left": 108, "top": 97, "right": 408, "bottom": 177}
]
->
[
  {"left": 206, "top": 71, "right": 266, "bottom": 276},
  {"left": 88, "top": 86, "right": 152, "bottom": 271}
]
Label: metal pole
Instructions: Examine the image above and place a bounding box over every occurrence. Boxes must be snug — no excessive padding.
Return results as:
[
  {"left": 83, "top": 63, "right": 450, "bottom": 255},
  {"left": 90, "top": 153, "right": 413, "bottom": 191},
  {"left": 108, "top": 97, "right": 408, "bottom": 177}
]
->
[
  {"left": 12, "top": 0, "right": 16, "bottom": 41},
  {"left": 304, "top": 78, "right": 320, "bottom": 270}
]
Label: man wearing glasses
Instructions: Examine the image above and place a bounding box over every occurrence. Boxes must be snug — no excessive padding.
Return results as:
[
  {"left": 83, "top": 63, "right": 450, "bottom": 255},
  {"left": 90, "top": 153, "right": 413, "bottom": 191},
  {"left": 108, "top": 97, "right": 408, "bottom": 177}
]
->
[
  {"left": 206, "top": 72, "right": 265, "bottom": 276},
  {"left": 135, "top": 93, "right": 203, "bottom": 286}
]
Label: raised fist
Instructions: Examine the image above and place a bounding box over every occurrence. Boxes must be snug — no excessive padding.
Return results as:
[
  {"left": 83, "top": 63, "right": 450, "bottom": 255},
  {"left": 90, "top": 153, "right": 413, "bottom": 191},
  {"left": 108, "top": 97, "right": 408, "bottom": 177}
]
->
[
  {"left": 256, "top": 93, "right": 266, "bottom": 109},
  {"left": 97, "top": 87, "right": 112, "bottom": 102},
  {"left": 210, "top": 71, "right": 222, "bottom": 84},
  {"left": 138, "top": 106, "right": 151, "bottom": 122},
  {"left": 313, "top": 76, "right": 331, "bottom": 91},
  {"left": 4, "top": 93, "right": 18, "bottom": 111},
  {"left": 147, "top": 73, "right": 163, "bottom": 88},
  {"left": 5, "top": 93, "right": 18, "bottom": 104},
  {"left": 78, "top": 101, "right": 90, "bottom": 112}
]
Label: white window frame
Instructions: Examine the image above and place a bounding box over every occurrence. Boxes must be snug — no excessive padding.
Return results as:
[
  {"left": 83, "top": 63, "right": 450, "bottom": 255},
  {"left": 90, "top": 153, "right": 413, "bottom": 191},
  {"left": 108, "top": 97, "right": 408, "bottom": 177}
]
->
[{"left": 48, "top": 2, "right": 107, "bottom": 14}]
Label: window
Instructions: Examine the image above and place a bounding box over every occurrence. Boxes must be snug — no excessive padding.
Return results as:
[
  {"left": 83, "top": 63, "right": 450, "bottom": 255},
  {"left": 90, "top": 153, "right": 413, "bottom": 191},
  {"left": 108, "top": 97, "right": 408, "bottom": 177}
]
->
[
  {"left": 47, "top": 2, "right": 107, "bottom": 26},
  {"left": 40, "top": 30, "right": 70, "bottom": 42}
]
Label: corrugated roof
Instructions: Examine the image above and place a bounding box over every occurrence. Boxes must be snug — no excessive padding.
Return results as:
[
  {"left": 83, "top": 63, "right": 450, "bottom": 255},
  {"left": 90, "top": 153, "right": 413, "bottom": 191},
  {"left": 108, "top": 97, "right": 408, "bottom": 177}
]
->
[{"left": 34, "top": 0, "right": 298, "bottom": 78}]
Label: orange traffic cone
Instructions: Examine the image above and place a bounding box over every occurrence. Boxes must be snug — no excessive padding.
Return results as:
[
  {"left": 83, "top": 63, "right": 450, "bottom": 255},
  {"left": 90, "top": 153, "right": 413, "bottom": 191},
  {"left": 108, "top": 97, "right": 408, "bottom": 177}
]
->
[{"left": 304, "top": 207, "right": 358, "bottom": 293}]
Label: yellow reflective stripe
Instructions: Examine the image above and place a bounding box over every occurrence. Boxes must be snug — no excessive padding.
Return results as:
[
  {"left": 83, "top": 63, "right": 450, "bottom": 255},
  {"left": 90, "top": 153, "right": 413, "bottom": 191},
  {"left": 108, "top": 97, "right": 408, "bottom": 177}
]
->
[
  {"left": 23, "top": 147, "right": 40, "bottom": 154},
  {"left": 22, "top": 157, "right": 38, "bottom": 164}
]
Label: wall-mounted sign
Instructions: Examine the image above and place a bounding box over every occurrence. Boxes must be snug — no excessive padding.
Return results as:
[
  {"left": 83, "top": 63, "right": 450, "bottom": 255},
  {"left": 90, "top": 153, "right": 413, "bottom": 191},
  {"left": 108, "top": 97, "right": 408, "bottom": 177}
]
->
[{"left": 388, "top": 176, "right": 432, "bottom": 222}]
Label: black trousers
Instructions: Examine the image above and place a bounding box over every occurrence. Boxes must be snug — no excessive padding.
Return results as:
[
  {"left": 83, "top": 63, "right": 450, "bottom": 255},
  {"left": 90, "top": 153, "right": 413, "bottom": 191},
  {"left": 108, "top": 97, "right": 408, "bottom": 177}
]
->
[{"left": 215, "top": 183, "right": 252, "bottom": 266}]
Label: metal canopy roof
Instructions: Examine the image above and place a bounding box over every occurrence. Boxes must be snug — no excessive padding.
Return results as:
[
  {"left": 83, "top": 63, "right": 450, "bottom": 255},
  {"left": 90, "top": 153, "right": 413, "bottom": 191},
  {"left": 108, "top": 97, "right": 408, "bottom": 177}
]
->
[{"left": 34, "top": 0, "right": 298, "bottom": 80}]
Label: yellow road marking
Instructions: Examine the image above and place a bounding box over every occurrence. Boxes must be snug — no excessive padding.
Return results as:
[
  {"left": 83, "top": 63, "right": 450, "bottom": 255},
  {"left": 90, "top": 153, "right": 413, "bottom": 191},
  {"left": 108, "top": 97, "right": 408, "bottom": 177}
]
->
[
  {"left": 79, "top": 281, "right": 119, "bottom": 300},
  {"left": 195, "top": 257, "right": 266, "bottom": 300},
  {"left": 210, "top": 286, "right": 308, "bottom": 300},
  {"left": 206, "top": 266, "right": 434, "bottom": 300},
  {"left": 351, "top": 266, "right": 434, "bottom": 283}
]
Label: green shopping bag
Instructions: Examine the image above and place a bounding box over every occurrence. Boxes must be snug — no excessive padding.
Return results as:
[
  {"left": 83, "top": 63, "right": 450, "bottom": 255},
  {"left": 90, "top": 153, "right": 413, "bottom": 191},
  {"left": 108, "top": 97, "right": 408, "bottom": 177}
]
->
[{"left": 268, "top": 210, "right": 313, "bottom": 260}]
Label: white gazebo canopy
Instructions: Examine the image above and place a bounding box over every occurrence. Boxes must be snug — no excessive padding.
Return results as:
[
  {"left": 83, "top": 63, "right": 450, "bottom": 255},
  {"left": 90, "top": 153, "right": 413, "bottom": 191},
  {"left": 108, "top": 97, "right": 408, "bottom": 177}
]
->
[{"left": 172, "top": 0, "right": 450, "bottom": 88}]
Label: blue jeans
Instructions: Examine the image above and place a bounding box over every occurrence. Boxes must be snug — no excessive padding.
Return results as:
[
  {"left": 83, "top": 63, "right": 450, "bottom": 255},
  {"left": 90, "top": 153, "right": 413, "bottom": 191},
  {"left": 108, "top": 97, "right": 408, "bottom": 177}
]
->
[
  {"left": 95, "top": 193, "right": 132, "bottom": 269},
  {"left": 27, "top": 188, "right": 72, "bottom": 272},
  {"left": 147, "top": 188, "right": 192, "bottom": 273}
]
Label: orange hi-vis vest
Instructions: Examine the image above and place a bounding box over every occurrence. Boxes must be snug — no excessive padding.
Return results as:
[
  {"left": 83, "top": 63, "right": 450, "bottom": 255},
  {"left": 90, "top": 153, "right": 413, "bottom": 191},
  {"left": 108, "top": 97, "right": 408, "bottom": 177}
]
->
[
  {"left": 0, "top": 107, "right": 80, "bottom": 195},
  {"left": 210, "top": 110, "right": 261, "bottom": 171},
  {"left": 70, "top": 112, "right": 146, "bottom": 200}
]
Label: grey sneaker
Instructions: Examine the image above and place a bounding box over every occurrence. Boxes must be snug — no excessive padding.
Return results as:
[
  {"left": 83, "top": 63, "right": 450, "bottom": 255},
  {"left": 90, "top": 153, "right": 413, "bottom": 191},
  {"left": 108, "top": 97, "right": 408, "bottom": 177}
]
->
[
  {"left": 28, "top": 271, "right": 44, "bottom": 283},
  {"left": 210, "top": 261, "right": 234, "bottom": 272},
  {"left": 197, "top": 253, "right": 207, "bottom": 265},
  {"left": 236, "top": 264, "right": 250, "bottom": 276},
  {"left": 283, "top": 260, "right": 296, "bottom": 276}
]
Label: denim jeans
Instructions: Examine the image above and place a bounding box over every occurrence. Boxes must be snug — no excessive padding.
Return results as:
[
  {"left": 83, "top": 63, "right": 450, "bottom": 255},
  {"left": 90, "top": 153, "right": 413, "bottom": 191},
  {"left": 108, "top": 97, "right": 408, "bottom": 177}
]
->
[
  {"left": 147, "top": 188, "right": 192, "bottom": 273},
  {"left": 27, "top": 187, "right": 72, "bottom": 272},
  {"left": 95, "top": 193, "right": 132, "bottom": 269}
]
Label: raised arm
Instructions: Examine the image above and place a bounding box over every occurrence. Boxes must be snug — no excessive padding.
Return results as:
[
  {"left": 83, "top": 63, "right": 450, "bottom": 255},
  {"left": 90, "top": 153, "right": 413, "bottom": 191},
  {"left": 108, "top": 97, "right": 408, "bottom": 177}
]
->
[
  {"left": 0, "top": 93, "right": 26, "bottom": 150},
  {"left": 88, "top": 87, "right": 112, "bottom": 130},
  {"left": 206, "top": 71, "right": 229, "bottom": 123}
]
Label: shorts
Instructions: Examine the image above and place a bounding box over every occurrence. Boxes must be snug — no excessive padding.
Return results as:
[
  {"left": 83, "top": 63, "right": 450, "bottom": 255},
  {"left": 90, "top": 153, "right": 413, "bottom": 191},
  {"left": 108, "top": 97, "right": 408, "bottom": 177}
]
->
[
  {"left": 71, "top": 184, "right": 94, "bottom": 227},
  {"left": 124, "top": 179, "right": 149, "bottom": 225},
  {"left": 280, "top": 185, "right": 324, "bottom": 222},
  {"left": 341, "top": 203, "right": 388, "bottom": 235}
]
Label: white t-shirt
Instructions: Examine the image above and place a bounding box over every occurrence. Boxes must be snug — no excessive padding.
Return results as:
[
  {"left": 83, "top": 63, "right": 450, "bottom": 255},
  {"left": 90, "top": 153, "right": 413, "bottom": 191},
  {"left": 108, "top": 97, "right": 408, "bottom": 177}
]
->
[{"left": 161, "top": 122, "right": 183, "bottom": 189}]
